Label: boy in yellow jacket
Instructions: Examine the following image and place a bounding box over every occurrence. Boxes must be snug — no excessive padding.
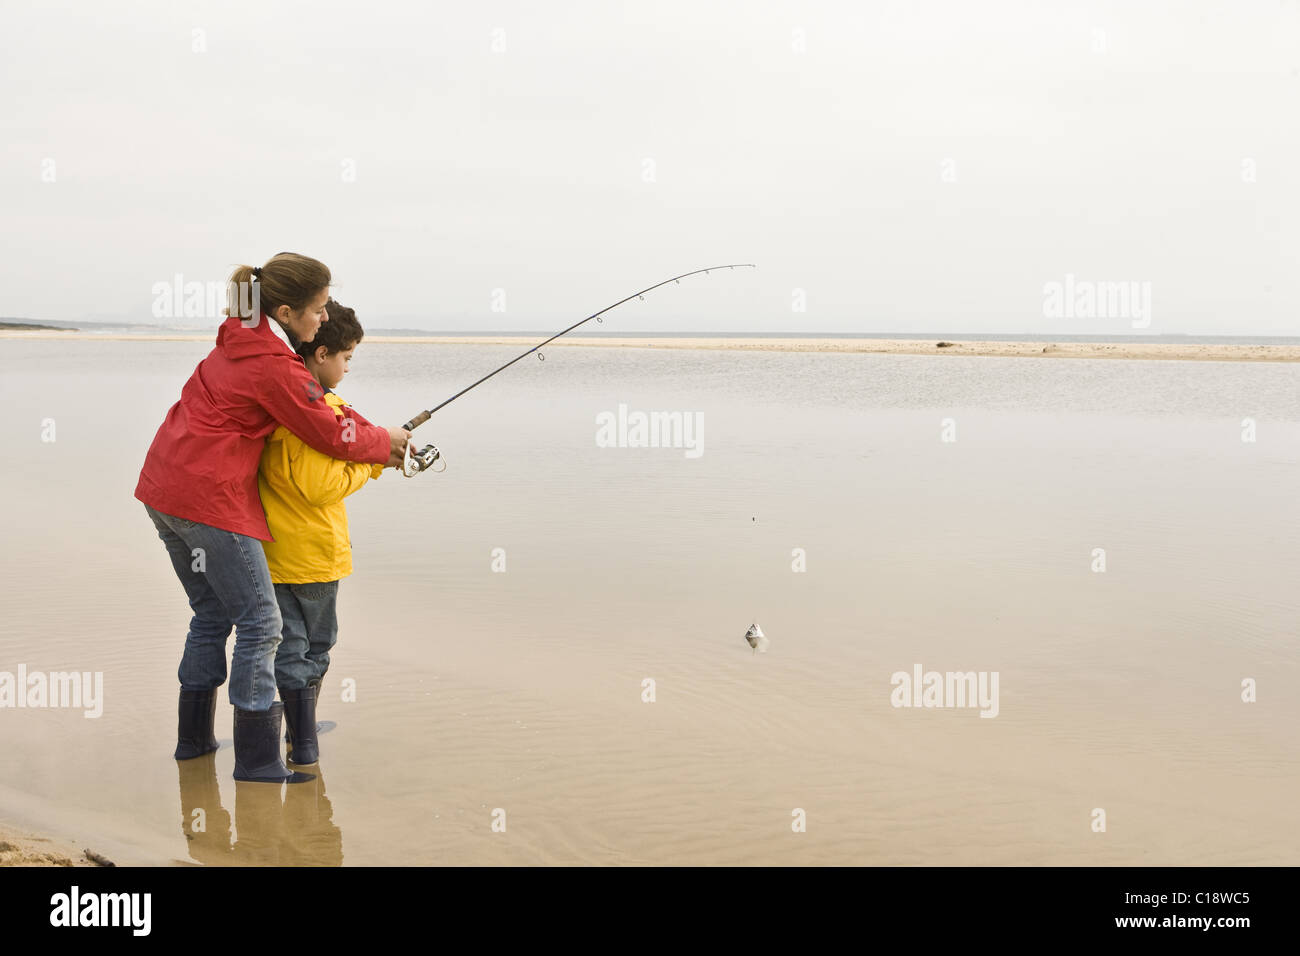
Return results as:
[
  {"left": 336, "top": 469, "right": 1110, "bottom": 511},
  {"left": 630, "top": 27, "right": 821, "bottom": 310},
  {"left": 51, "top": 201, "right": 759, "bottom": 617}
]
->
[{"left": 258, "top": 298, "right": 383, "bottom": 765}]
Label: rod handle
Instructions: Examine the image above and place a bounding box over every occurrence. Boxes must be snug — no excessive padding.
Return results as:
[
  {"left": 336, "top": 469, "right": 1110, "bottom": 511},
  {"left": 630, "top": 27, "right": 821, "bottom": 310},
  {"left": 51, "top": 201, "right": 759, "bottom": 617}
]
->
[{"left": 402, "top": 410, "right": 430, "bottom": 432}]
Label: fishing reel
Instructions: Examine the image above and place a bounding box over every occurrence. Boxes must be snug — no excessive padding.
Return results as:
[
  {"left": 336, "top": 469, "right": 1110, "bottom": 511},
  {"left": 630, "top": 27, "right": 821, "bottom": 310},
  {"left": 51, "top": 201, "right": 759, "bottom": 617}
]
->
[{"left": 402, "top": 441, "right": 445, "bottom": 477}]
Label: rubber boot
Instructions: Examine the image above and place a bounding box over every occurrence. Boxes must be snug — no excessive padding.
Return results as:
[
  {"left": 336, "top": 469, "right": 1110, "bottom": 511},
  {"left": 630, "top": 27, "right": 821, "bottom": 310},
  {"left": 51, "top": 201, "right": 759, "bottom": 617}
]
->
[
  {"left": 281, "top": 685, "right": 320, "bottom": 765},
  {"left": 233, "top": 702, "right": 315, "bottom": 784},
  {"left": 284, "top": 677, "right": 328, "bottom": 743},
  {"left": 174, "top": 687, "right": 220, "bottom": 759}
]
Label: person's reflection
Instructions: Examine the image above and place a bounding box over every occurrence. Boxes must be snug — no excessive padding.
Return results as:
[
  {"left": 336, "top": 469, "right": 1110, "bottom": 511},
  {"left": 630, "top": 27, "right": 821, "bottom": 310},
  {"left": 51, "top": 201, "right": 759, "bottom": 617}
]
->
[
  {"left": 177, "top": 756, "right": 343, "bottom": 865},
  {"left": 177, "top": 753, "right": 232, "bottom": 865},
  {"left": 281, "top": 766, "right": 343, "bottom": 866}
]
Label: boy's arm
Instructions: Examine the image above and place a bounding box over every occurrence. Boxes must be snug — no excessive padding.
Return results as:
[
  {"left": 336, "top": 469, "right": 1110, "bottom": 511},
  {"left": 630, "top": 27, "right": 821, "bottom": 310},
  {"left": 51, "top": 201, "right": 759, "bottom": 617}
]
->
[
  {"left": 256, "top": 355, "right": 390, "bottom": 464},
  {"left": 335, "top": 401, "right": 388, "bottom": 481},
  {"left": 287, "top": 438, "right": 385, "bottom": 508}
]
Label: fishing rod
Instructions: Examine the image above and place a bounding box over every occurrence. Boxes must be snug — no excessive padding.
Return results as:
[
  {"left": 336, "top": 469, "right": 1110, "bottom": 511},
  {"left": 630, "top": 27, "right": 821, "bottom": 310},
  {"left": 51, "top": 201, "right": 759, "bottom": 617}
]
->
[{"left": 398, "top": 264, "right": 756, "bottom": 477}]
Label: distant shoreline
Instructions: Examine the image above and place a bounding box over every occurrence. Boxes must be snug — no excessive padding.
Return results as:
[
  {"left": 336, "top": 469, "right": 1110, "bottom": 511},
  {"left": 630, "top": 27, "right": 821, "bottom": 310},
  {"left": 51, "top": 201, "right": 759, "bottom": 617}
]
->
[{"left": 3, "top": 329, "right": 1298, "bottom": 361}]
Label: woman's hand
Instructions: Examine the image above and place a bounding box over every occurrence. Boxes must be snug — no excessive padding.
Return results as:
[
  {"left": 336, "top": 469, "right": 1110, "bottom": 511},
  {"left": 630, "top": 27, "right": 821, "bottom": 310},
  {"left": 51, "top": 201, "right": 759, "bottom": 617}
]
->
[{"left": 385, "top": 427, "right": 412, "bottom": 469}]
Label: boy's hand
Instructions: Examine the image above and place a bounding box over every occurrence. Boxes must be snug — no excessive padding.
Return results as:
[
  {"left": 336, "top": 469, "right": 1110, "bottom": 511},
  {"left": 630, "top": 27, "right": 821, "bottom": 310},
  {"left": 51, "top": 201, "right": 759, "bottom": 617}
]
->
[{"left": 385, "top": 427, "right": 412, "bottom": 468}]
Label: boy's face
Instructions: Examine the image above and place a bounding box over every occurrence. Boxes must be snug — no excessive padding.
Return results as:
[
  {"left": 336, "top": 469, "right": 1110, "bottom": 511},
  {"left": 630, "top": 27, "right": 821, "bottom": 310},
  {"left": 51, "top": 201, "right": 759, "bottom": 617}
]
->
[{"left": 307, "top": 342, "right": 355, "bottom": 390}]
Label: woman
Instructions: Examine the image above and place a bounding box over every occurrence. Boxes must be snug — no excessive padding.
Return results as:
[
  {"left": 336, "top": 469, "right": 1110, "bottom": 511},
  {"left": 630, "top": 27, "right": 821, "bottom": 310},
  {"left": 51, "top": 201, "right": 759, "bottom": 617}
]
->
[{"left": 136, "top": 252, "right": 410, "bottom": 784}]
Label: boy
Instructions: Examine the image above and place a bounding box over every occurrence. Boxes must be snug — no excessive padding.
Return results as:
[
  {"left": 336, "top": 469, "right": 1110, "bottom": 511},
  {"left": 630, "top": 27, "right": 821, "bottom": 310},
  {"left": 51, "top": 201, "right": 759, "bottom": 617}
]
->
[{"left": 258, "top": 298, "right": 384, "bottom": 765}]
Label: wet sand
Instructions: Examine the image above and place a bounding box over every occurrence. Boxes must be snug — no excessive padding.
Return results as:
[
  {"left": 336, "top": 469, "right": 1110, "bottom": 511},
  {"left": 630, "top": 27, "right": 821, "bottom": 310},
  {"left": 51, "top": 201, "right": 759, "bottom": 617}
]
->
[
  {"left": 2, "top": 329, "right": 1298, "bottom": 361},
  {"left": 0, "top": 821, "right": 112, "bottom": 867}
]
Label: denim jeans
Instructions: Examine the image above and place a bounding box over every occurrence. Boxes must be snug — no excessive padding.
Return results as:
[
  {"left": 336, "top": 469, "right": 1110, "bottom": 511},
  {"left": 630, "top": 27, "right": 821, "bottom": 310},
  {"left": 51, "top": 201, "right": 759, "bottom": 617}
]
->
[
  {"left": 273, "top": 581, "right": 339, "bottom": 691},
  {"left": 144, "top": 502, "right": 281, "bottom": 711}
]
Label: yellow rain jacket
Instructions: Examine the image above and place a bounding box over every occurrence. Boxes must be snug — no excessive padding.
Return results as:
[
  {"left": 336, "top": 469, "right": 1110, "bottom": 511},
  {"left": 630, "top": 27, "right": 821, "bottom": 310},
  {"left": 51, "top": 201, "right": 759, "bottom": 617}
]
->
[{"left": 258, "top": 391, "right": 384, "bottom": 584}]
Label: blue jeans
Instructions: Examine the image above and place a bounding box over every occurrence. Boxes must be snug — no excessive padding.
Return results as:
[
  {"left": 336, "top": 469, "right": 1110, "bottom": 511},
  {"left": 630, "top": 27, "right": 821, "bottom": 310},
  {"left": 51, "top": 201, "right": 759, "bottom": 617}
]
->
[
  {"left": 273, "top": 581, "right": 339, "bottom": 691},
  {"left": 144, "top": 503, "right": 282, "bottom": 711}
]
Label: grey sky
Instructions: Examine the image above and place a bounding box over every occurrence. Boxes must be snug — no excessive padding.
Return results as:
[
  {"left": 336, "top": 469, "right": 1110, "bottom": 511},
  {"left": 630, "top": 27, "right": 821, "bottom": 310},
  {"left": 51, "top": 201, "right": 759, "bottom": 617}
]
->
[{"left": 1, "top": 0, "right": 1296, "bottom": 333}]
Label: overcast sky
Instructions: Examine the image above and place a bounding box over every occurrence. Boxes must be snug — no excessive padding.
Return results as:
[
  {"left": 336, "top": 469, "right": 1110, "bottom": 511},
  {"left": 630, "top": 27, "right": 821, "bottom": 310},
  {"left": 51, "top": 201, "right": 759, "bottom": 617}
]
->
[{"left": 1, "top": 1, "right": 1296, "bottom": 333}]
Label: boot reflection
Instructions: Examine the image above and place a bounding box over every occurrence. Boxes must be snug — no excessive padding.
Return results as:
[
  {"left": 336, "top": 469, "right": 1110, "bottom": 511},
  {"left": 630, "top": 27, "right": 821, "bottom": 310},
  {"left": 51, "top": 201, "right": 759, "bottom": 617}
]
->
[
  {"left": 281, "top": 766, "right": 343, "bottom": 866},
  {"left": 232, "top": 778, "right": 290, "bottom": 865},
  {"left": 177, "top": 753, "right": 232, "bottom": 865},
  {"left": 177, "top": 755, "right": 343, "bottom": 866}
]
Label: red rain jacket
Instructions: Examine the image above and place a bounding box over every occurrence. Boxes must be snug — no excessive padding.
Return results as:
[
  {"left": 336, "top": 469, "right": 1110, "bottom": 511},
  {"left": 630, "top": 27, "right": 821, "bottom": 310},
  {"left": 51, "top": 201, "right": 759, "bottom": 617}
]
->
[{"left": 134, "top": 313, "right": 391, "bottom": 541}]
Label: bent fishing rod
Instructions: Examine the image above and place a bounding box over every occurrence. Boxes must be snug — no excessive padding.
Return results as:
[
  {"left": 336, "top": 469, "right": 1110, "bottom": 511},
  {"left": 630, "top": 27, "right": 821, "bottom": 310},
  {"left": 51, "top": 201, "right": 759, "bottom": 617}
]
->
[{"left": 398, "top": 264, "right": 756, "bottom": 477}]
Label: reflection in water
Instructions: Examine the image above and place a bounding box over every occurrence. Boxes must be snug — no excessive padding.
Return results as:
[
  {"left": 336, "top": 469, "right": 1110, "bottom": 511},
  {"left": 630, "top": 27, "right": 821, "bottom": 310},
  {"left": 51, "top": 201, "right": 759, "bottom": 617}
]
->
[
  {"left": 177, "top": 755, "right": 342, "bottom": 866},
  {"left": 177, "top": 755, "right": 231, "bottom": 866},
  {"left": 279, "top": 766, "right": 342, "bottom": 867}
]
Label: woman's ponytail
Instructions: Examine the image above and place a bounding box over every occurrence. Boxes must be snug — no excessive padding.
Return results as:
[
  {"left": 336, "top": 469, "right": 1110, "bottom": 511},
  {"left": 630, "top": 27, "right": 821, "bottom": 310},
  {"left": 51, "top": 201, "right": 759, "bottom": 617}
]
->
[
  {"left": 226, "top": 264, "right": 258, "bottom": 320},
  {"left": 225, "top": 253, "right": 331, "bottom": 322}
]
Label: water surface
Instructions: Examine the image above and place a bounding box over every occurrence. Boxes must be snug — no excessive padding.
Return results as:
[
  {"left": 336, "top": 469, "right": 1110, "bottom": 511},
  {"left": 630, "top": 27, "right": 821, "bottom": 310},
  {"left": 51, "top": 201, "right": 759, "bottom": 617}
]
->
[{"left": 0, "top": 338, "right": 1296, "bottom": 864}]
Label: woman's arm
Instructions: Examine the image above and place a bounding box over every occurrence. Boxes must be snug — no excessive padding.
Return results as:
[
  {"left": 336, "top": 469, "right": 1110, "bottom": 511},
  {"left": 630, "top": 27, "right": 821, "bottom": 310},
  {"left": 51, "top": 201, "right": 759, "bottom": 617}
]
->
[
  {"left": 342, "top": 405, "right": 375, "bottom": 428},
  {"left": 255, "top": 354, "right": 391, "bottom": 464}
]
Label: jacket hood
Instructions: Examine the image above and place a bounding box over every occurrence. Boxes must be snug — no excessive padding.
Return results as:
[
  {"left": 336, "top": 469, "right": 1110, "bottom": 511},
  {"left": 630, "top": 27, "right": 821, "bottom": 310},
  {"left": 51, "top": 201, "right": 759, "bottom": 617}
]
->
[{"left": 216, "top": 313, "right": 296, "bottom": 360}]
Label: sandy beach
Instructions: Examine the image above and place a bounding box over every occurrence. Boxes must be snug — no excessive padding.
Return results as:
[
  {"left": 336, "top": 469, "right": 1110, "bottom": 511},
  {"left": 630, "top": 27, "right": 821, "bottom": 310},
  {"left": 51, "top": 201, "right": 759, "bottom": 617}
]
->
[
  {"left": 0, "top": 821, "right": 112, "bottom": 867},
  {"left": 2, "top": 329, "right": 1298, "bottom": 362}
]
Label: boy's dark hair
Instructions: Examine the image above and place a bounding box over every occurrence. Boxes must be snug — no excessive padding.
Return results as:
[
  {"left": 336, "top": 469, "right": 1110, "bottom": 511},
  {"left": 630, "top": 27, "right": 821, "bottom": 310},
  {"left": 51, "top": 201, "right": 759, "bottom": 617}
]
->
[{"left": 297, "top": 297, "right": 364, "bottom": 358}]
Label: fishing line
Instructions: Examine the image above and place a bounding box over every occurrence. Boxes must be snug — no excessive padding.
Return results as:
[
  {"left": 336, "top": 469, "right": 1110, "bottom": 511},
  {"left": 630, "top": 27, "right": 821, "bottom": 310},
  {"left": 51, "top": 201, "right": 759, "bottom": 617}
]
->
[{"left": 398, "top": 264, "right": 756, "bottom": 476}]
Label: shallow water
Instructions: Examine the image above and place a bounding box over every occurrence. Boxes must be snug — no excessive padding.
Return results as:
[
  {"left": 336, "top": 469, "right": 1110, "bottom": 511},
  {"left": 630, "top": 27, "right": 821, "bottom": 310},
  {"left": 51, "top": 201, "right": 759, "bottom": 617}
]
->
[{"left": 0, "top": 338, "right": 1297, "bottom": 864}]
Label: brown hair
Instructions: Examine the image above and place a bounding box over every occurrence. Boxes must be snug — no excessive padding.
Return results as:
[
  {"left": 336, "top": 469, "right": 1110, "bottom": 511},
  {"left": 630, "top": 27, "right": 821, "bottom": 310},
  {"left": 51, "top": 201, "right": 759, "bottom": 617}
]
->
[
  {"left": 297, "top": 298, "right": 364, "bottom": 359},
  {"left": 225, "top": 252, "right": 331, "bottom": 320}
]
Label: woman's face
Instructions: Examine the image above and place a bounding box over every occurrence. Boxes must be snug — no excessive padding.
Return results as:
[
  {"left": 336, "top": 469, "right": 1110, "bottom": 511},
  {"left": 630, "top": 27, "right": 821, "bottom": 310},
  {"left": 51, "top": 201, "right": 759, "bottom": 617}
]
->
[{"left": 277, "top": 288, "right": 331, "bottom": 343}]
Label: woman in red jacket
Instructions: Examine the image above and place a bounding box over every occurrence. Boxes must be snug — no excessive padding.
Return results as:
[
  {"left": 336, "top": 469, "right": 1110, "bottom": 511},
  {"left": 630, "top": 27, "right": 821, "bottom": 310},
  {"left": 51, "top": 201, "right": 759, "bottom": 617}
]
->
[{"left": 135, "top": 252, "right": 410, "bottom": 784}]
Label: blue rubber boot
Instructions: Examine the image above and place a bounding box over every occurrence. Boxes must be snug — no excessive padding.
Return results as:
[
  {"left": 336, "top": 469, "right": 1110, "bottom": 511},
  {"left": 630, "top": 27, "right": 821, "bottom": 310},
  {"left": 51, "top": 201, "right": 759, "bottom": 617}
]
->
[
  {"left": 233, "top": 702, "right": 314, "bottom": 784},
  {"left": 174, "top": 688, "right": 219, "bottom": 759},
  {"left": 281, "top": 685, "right": 320, "bottom": 765}
]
